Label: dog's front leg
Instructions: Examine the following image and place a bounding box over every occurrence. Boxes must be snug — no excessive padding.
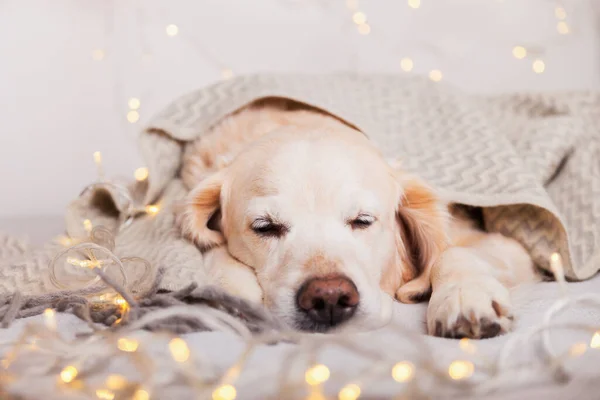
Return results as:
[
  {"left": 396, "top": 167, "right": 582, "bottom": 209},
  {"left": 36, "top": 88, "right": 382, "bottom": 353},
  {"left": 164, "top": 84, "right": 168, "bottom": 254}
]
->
[
  {"left": 426, "top": 246, "right": 515, "bottom": 339},
  {"left": 204, "top": 247, "right": 264, "bottom": 304}
]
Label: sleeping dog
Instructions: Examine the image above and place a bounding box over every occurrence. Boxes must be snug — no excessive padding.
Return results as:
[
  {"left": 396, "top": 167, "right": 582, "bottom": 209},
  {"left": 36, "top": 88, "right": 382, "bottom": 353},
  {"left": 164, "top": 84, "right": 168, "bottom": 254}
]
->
[{"left": 176, "top": 99, "right": 539, "bottom": 338}]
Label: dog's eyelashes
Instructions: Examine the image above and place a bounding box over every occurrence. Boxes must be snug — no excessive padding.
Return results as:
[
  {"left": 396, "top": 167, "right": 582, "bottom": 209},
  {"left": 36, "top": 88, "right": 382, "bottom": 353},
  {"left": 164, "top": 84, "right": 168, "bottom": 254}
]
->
[
  {"left": 349, "top": 214, "right": 376, "bottom": 230},
  {"left": 251, "top": 218, "right": 288, "bottom": 238}
]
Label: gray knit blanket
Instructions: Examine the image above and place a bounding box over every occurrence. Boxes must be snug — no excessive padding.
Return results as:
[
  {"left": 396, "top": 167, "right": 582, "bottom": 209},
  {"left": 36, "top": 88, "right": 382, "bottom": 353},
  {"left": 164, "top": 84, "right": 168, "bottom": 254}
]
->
[{"left": 1, "top": 74, "right": 599, "bottom": 301}]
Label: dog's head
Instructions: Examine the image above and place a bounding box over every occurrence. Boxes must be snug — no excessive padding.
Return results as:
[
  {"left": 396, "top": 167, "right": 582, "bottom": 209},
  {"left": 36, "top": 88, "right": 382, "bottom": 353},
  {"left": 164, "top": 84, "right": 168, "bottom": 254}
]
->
[{"left": 179, "top": 128, "right": 448, "bottom": 332}]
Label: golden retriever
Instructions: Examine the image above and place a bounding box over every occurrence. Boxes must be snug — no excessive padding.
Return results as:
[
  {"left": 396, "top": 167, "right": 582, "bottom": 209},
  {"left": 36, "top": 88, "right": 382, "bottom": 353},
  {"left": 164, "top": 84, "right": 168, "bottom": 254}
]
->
[{"left": 176, "top": 99, "right": 538, "bottom": 338}]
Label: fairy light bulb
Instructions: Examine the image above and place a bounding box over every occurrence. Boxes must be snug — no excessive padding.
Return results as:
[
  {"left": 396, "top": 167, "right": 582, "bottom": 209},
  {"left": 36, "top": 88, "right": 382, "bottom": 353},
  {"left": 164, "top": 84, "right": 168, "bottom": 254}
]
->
[
  {"left": 44, "top": 308, "right": 57, "bottom": 330},
  {"left": 459, "top": 338, "right": 477, "bottom": 354},
  {"left": 448, "top": 360, "right": 474, "bottom": 380},
  {"left": 512, "top": 46, "right": 527, "bottom": 59},
  {"left": 145, "top": 205, "right": 160, "bottom": 215},
  {"left": 391, "top": 361, "right": 414, "bottom": 382},
  {"left": 569, "top": 342, "right": 587, "bottom": 357},
  {"left": 221, "top": 68, "right": 234, "bottom": 80},
  {"left": 400, "top": 58, "right": 413, "bottom": 72},
  {"left": 532, "top": 59, "right": 545, "bottom": 74},
  {"left": 338, "top": 384, "right": 361, "bottom": 400},
  {"left": 352, "top": 12, "right": 367, "bottom": 25},
  {"left": 169, "top": 338, "right": 190, "bottom": 363},
  {"left": 557, "top": 21, "right": 569, "bottom": 34},
  {"left": 591, "top": 331, "right": 600, "bottom": 348},
  {"left": 92, "top": 150, "right": 105, "bottom": 181},
  {"left": 106, "top": 374, "right": 127, "bottom": 390},
  {"left": 66, "top": 257, "right": 101, "bottom": 268},
  {"left": 117, "top": 337, "right": 139, "bottom": 352},
  {"left": 305, "top": 364, "right": 330, "bottom": 386},
  {"left": 134, "top": 167, "right": 149, "bottom": 181},
  {"left": 166, "top": 24, "right": 179, "bottom": 36},
  {"left": 133, "top": 389, "right": 150, "bottom": 400},
  {"left": 128, "top": 97, "right": 141, "bottom": 110},
  {"left": 58, "top": 236, "right": 73, "bottom": 246},
  {"left": 307, "top": 392, "right": 326, "bottom": 400},
  {"left": 60, "top": 365, "right": 78, "bottom": 383},
  {"left": 555, "top": 6, "right": 566, "bottom": 20},
  {"left": 407, "top": 0, "right": 420, "bottom": 9},
  {"left": 357, "top": 23, "right": 370, "bottom": 35},
  {"left": 212, "top": 384, "right": 237, "bottom": 400},
  {"left": 127, "top": 110, "right": 140, "bottom": 123},
  {"left": 96, "top": 389, "right": 115, "bottom": 400},
  {"left": 346, "top": 0, "right": 359, "bottom": 10},
  {"left": 92, "top": 49, "right": 105, "bottom": 61},
  {"left": 83, "top": 219, "right": 93, "bottom": 233},
  {"left": 429, "top": 70, "right": 443, "bottom": 82}
]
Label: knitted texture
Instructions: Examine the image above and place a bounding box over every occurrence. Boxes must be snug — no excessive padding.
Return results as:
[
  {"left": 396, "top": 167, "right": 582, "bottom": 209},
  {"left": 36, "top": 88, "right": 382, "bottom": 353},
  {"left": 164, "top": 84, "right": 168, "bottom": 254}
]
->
[
  {"left": 142, "top": 74, "right": 599, "bottom": 282},
  {"left": 0, "top": 74, "right": 598, "bottom": 297}
]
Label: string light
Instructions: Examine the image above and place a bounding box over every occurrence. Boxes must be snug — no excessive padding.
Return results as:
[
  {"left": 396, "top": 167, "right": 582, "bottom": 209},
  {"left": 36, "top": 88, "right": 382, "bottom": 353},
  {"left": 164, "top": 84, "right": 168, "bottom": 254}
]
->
[
  {"left": 92, "top": 49, "right": 105, "bottom": 61},
  {"left": 346, "top": 0, "right": 359, "bottom": 10},
  {"left": 392, "top": 361, "right": 414, "bottom": 382},
  {"left": 165, "top": 24, "right": 179, "bottom": 36},
  {"left": 338, "top": 383, "right": 361, "bottom": 400},
  {"left": 93, "top": 151, "right": 104, "bottom": 181},
  {"left": 532, "top": 59, "right": 545, "bottom": 74},
  {"left": 307, "top": 391, "right": 326, "bottom": 400},
  {"left": 448, "top": 360, "right": 474, "bottom": 380},
  {"left": 357, "top": 23, "right": 371, "bottom": 35},
  {"left": 400, "top": 58, "right": 413, "bottom": 72},
  {"left": 105, "top": 374, "right": 127, "bottom": 390},
  {"left": 212, "top": 384, "right": 237, "bottom": 400},
  {"left": 569, "top": 342, "right": 587, "bottom": 357},
  {"left": 117, "top": 337, "right": 139, "bottom": 352},
  {"left": 127, "top": 110, "right": 140, "bottom": 123},
  {"left": 549, "top": 253, "right": 565, "bottom": 289},
  {"left": 512, "top": 46, "right": 527, "bottom": 59},
  {"left": 459, "top": 338, "right": 477, "bottom": 354},
  {"left": 114, "top": 295, "right": 128, "bottom": 312},
  {"left": 557, "top": 21, "right": 569, "bottom": 34},
  {"left": 145, "top": 205, "right": 160, "bottom": 215},
  {"left": 428, "top": 69, "right": 443, "bottom": 82},
  {"left": 352, "top": 12, "right": 367, "bottom": 25},
  {"left": 128, "top": 98, "right": 141, "bottom": 110},
  {"left": 44, "top": 308, "right": 57, "bottom": 331},
  {"left": 590, "top": 331, "right": 600, "bottom": 349},
  {"left": 96, "top": 389, "right": 115, "bottom": 400},
  {"left": 60, "top": 365, "right": 78, "bottom": 383},
  {"left": 169, "top": 338, "right": 190, "bottom": 363},
  {"left": 305, "top": 364, "right": 330, "bottom": 386},
  {"left": 58, "top": 236, "right": 73, "bottom": 246},
  {"left": 555, "top": 6, "right": 567, "bottom": 20},
  {"left": 66, "top": 257, "right": 102, "bottom": 269},
  {"left": 83, "top": 219, "right": 93, "bottom": 233},
  {"left": 221, "top": 68, "right": 234, "bottom": 80},
  {"left": 407, "top": 0, "right": 421, "bottom": 9},
  {"left": 133, "top": 389, "right": 150, "bottom": 400},
  {"left": 134, "top": 167, "right": 149, "bottom": 181}
]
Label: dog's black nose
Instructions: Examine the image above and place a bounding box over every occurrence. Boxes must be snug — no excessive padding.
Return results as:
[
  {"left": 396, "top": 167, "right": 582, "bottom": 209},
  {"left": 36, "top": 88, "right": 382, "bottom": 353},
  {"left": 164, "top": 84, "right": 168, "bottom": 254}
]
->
[{"left": 296, "top": 275, "right": 359, "bottom": 328}]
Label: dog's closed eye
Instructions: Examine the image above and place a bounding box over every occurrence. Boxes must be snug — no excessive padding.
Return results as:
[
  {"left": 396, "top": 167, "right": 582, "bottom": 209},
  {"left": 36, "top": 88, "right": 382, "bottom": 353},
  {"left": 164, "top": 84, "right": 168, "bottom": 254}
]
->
[
  {"left": 251, "top": 217, "right": 289, "bottom": 238},
  {"left": 349, "top": 213, "right": 376, "bottom": 230}
]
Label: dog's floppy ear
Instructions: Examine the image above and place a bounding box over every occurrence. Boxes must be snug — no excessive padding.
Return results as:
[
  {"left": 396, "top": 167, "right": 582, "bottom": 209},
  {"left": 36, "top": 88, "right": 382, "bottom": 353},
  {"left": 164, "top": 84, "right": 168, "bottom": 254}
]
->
[
  {"left": 389, "top": 171, "right": 450, "bottom": 303},
  {"left": 176, "top": 170, "right": 226, "bottom": 251}
]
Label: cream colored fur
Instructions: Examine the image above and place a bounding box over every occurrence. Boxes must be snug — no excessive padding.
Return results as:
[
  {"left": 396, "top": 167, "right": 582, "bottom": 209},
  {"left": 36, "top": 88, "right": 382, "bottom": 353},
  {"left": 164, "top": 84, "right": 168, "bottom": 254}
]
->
[{"left": 177, "top": 99, "right": 538, "bottom": 338}]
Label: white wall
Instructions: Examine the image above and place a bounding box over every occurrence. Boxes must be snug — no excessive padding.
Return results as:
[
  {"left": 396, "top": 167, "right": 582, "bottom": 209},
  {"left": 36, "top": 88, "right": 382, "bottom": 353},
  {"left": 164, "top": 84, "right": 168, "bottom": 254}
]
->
[{"left": 1, "top": 0, "right": 599, "bottom": 217}]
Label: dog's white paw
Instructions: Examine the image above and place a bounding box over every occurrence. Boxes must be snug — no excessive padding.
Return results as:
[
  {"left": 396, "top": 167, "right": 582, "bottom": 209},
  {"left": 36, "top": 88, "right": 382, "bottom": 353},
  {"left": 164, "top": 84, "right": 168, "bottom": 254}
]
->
[{"left": 427, "top": 277, "right": 513, "bottom": 339}]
